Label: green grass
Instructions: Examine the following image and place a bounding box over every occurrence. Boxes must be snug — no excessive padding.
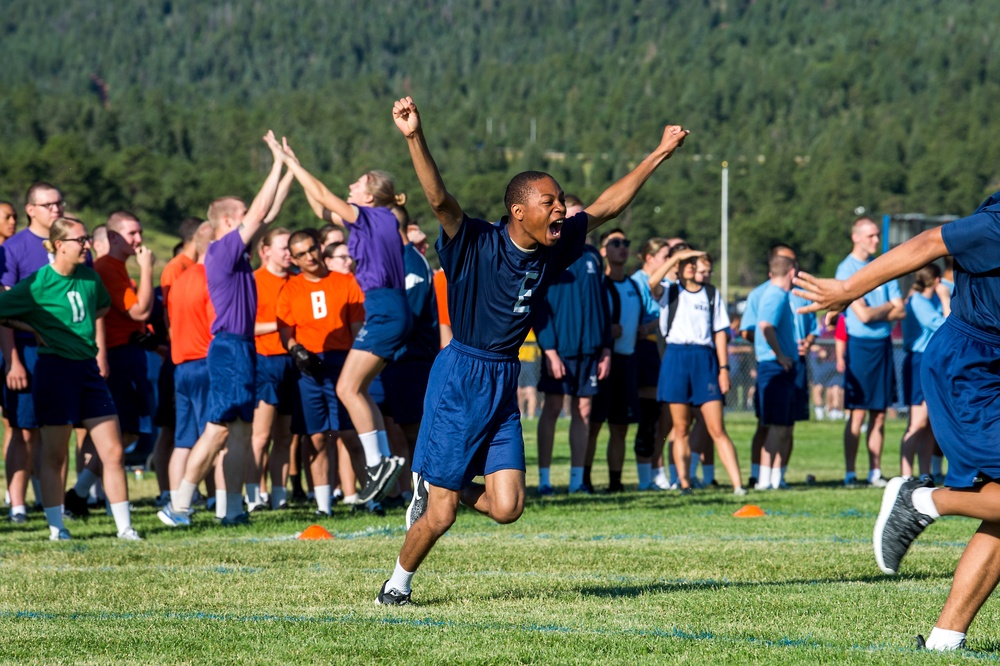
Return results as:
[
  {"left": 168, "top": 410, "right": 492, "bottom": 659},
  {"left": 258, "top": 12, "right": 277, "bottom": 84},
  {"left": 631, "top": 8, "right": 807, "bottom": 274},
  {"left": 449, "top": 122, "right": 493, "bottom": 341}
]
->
[{"left": 0, "top": 416, "right": 993, "bottom": 664}]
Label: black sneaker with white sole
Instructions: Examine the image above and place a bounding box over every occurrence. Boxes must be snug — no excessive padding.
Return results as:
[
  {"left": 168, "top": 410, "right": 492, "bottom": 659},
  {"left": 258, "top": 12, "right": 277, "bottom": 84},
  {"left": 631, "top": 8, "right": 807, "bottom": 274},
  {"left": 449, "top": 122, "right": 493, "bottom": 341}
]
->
[
  {"left": 873, "top": 476, "right": 936, "bottom": 574},
  {"left": 357, "top": 456, "right": 404, "bottom": 504},
  {"left": 406, "top": 474, "right": 429, "bottom": 531},
  {"left": 375, "top": 580, "right": 411, "bottom": 606}
]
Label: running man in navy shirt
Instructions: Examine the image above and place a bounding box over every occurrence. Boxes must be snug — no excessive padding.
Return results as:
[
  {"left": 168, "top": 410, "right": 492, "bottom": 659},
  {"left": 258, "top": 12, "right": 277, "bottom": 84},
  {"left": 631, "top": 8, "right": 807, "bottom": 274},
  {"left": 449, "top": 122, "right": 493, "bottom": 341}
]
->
[
  {"left": 376, "top": 96, "right": 688, "bottom": 605},
  {"left": 796, "top": 191, "right": 1000, "bottom": 651}
]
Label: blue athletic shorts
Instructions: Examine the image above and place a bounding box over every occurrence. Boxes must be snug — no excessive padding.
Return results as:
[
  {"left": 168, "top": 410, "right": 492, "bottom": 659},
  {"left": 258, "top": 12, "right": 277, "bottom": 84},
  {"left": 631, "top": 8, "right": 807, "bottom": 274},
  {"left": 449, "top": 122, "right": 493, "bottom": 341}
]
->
[
  {"left": 297, "top": 350, "right": 353, "bottom": 435},
  {"left": 756, "top": 359, "right": 797, "bottom": 427},
  {"left": 381, "top": 359, "right": 433, "bottom": 425},
  {"left": 175, "top": 358, "right": 210, "bottom": 449},
  {"left": 902, "top": 351, "right": 925, "bottom": 406},
  {"left": 33, "top": 355, "right": 117, "bottom": 427},
  {"left": 634, "top": 338, "right": 662, "bottom": 388},
  {"left": 412, "top": 340, "right": 525, "bottom": 491},
  {"left": 657, "top": 344, "right": 723, "bottom": 407},
  {"left": 536, "top": 353, "right": 601, "bottom": 397},
  {"left": 255, "top": 353, "right": 297, "bottom": 414},
  {"left": 923, "top": 318, "right": 1000, "bottom": 488},
  {"left": 206, "top": 333, "right": 256, "bottom": 424},
  {"left": 154, "top": 354, "right": 176, "bottom": 429},
  {"left": 844, "top": 336, "right": 896, "bottom": 411},
  {"left": 592, "top": 353, "right": 640, "bottom": 424},
  {"left": 106, "top": 344, "right": 153, "bottom": 436},
  {"left": 4, "top": 338, "right": 39, "bottom": 429},
  {"left": 352, "top": 288, "right": 413, "bottom": 362},
  {"left": 794, "top": 354, "right": 811, "bottom": 422}
]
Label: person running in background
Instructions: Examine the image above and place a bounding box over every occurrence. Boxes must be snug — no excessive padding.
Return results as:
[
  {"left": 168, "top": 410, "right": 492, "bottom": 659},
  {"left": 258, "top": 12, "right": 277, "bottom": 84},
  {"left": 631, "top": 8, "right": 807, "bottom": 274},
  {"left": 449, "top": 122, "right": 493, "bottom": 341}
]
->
[{"left": 0, "top": 217, "right": 139, "bottom": 540}]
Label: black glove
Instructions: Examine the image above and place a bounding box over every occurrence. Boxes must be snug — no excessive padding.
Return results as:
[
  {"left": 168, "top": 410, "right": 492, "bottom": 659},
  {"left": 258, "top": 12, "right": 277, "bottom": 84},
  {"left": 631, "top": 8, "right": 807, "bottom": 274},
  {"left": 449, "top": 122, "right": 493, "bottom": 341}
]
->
[
  {"left": 290, "top": 344, "right": 322, "bottom": 377},
  {"left": 129, "top": 330, "right": 160, "bottom": 351}
]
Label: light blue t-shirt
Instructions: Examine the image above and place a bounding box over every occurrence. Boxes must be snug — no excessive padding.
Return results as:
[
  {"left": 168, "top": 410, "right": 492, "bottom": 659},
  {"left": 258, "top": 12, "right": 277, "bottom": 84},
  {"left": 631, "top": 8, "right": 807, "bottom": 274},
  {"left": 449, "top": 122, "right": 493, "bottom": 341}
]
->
[
  {"left": 754, "top": 283, "right": 798, "bottom": 362},
  {"left": 835, "top": 254, "right": 902, "bottom": 339},
  {"left": 605, "top": 275, "right": 658, "bottom": 356},
  {"left": 739, "top": 281, "right": 767, "bottom": 334},
  {"left": 789, "top": 291, "right": 820, "bottom": 349},
  {"left": 906, "top": 292, "right": 945, "bottom": 353}
]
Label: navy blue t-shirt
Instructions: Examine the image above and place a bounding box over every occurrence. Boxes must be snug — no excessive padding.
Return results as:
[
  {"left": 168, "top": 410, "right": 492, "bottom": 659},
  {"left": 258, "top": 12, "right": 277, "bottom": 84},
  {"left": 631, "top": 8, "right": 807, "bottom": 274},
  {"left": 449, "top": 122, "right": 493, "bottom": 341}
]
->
[
  {"left": 437, "top": 212, "right": 588, "bottom": 355},
  {"left": 399, "top": 243, "right": 439, "bottom": 361},
  {"left": 941, "top": 191, "right": 1000, "bottom": 336}
]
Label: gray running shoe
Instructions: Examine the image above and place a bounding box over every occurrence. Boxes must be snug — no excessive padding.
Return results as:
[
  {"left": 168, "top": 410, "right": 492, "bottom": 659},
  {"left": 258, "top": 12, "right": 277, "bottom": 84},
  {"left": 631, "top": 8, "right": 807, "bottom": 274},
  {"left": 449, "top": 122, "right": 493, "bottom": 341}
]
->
[
  {"left": 873, "top": 476, "right": 935, "bottom": 574},
  {"left": 406, "top": 474, "right": 429, "bottom": 531}
]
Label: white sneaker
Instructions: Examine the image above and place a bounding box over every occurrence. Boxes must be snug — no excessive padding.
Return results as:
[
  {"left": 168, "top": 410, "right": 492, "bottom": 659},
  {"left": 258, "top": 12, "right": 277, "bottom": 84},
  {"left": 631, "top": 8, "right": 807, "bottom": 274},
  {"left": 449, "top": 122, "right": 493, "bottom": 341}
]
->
[
  {"left": 117, "top": 527, "right": 143, "bottom": 541},
  {"left": 754, "top": 481, "right": 772, "bottom": 491},
  {"left": 652, "top": 473, "right": 671, "bottom": 490},
  {"left": 49, "top": 527, "right": 71, "bottom": 541},
  {"left": 733, "top": 487, "right": 748, "bottom": 496}
]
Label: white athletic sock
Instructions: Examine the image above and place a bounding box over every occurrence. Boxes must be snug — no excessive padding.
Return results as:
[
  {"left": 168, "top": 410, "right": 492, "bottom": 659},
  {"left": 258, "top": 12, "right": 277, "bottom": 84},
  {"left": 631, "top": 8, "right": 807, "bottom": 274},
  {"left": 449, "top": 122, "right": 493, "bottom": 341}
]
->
[
  {"left": 271, "top": 487, "right": 287, "bottom": 509},
  {"left": 109, "top": 501, "right": 131, "bottom": 533},
  {"left": 911, "top": 487, "right": 941, "bottom": 519},
  {"left": 387, "top": 558, "right": 414, "bottom": 594},
  {"left": 668, "top": 464, "right": 679, "bottom": 485},
  {"left": 931, "top": 455, "right": 944, "bottom": 476},
  {"left": 376, "top": 430, "right": 392, "bottom": 458},
  {"left": 869, "top": 468, "right": 883, "bottom": 483},
  {"left": 653, "top": 466, "right": 666, "bottom": 481},
  {"left": 246, "top": 483, "right": 261, "bottom": 507},
  {"left": 925, "top": 627, "right": 966, "bottom": 651},
  {"left": 770, "top": 466, "right": 783, "bottom": 489},
  {"left": 702, "top": 465, "right": 715, "bottom": 485},
  {"left": 73, "top": 468, "right": 99, "bottom": 498},
  {"left": 225, "top": 492, "right": 243, "bottom": 520},
  {"left": 173, "top": 480, "right": 198, "bottom": 513},
  {"left": 343, "top": 493, "right": 359, "bottom": 505},
  {"left": 568, "top": 467, "right": 584, "bottom": 492},
  {"left": 539, "top": 468, "right": 551, "bottom": 488},
  {"left": 814, "top": 406, "right": 824, "bottom": 420},
  {"left": 315, "top": 485, "right": 332, "bottom": 514},
  {"left": 359, "top": 430, "right": 382, "bottom": 467},
  {"left": 10, "top": 505, "right": 26, "bottom": 517},
  {"left": 31, "top": 477, "right": 42, "bottom": 505},
  {"left": 44, "top": 505, "right": 64, "bottom": 531},
  {"left": 215, "top": 490, "right": 228, "bottom": 519},
  {"left": 751, "top": 464, "right": 761, "bottom": 480},
  {"left": 637, "top": 463, "right": 652, "bottom": 488}
]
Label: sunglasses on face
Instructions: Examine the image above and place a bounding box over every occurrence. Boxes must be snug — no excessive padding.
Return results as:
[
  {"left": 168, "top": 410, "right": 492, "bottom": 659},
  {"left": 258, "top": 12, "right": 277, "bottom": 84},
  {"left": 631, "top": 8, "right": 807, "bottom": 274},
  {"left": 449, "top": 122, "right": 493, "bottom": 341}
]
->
[
  {"left": 62, "top": 236, "right": 92, "bottom": 246},
  {"left": 605, "top": 238, "right": 631, "bottom": 249},
  {"left": 291, "top": 245, "right": 320, "bottom": 260}
]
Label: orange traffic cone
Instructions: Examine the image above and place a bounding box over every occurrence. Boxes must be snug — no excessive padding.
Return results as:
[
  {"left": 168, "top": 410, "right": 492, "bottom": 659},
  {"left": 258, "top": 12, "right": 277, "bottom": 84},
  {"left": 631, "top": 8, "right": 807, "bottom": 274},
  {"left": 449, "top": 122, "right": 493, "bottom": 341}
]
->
[
  {"left": 733, "top": 504, "right": 766, "bottom": 518},
  {"left": 298, "top": 524, "right": 334, "bottom": 540}
]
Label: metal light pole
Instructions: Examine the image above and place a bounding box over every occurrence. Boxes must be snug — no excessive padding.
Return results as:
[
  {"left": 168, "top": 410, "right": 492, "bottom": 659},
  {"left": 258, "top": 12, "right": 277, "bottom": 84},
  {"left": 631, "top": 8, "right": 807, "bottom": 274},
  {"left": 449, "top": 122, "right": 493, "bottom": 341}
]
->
[{"left": 721, "top": 161, "right": 729, "bottom": 305}]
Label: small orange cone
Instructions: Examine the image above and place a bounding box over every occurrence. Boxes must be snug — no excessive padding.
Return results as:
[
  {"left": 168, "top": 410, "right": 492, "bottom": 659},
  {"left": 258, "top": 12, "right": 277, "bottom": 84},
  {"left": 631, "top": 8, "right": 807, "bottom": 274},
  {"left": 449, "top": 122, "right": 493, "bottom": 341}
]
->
[
  {"left": 298, "top": 524, "right": 334, "bottom": 540},
  {"left": 733, "top": 504, "right": 766, "bottom": 518}
]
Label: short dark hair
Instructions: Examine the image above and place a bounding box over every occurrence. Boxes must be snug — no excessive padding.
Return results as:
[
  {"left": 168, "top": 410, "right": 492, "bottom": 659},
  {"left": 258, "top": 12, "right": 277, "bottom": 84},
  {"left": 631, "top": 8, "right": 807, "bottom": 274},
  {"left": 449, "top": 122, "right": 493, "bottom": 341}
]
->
[
  {"left": 25, "top": 181, "right": 60, "bottom": 204},
  {"left": 178, "top": 217, "right": 204, "bottom": 244},
  {"left": 504, "top": 171, "right": 552, "bottom": 214},
  {"left": 769, "top": 254, "right": 795, "bottom": 275},
  {"left": 289, "top": 228, "right": 320, "bottom": 250},
  {"left": 768, "top": 243, "right": 795, "bottom": 261},
  {"left": 565, "top": 193, "right": 584, "bottom": 209},
  {"left": 322, "top": 241, "right": 347, "bottom": 261},
  {"left": 599, "top": 228, "right": 626, "bottom": 245}
]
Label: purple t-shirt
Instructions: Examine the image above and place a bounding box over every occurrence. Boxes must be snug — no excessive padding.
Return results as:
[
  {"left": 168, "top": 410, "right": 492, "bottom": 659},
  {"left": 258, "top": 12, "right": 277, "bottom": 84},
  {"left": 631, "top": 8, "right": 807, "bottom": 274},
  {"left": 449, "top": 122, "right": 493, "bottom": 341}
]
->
[
  {"left": 205, "top": 228, "right": 256, "bottom": 337},
  {"left": 0, "top": 228, "right": 52, "bottom": 288},
  {"left": 347, "top": 206, "right": 405, "bottom": 292}
]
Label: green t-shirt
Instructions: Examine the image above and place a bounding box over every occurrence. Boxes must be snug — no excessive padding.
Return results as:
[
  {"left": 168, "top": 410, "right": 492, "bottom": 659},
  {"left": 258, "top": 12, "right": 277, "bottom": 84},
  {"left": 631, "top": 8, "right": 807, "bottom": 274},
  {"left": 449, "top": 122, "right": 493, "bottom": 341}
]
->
[{"left": 0, "top": 264, "right": 111, "bottom": 360}]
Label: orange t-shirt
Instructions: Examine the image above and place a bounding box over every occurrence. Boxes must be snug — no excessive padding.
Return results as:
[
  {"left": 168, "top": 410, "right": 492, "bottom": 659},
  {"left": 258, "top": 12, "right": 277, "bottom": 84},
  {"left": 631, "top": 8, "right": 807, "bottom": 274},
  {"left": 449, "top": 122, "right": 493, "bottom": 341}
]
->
[
  {"left": 168, "top": 264, "right": 215, "bottom": 364},
  {"left": 434, "top": 269, "right": 450, "bottom": 328},
  {"left": 160, "top": 253, "right": 195, "bottom": 310},
  {"left": 94, "top": 255, "right": 147, "bottom": 349},
  {"left": 276, "top": 272, "right": 365, "bottom": 354},
  {"left": 254, "top": 266, "right": 289, "bottom": 356}
]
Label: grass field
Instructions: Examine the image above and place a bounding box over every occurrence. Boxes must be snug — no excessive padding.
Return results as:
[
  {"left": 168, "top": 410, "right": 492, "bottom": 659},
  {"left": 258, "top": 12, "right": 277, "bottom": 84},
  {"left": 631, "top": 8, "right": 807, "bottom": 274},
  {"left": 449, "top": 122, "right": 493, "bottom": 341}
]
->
[{"left": 0, "top": 415, "right": 993, "bottom": 664}]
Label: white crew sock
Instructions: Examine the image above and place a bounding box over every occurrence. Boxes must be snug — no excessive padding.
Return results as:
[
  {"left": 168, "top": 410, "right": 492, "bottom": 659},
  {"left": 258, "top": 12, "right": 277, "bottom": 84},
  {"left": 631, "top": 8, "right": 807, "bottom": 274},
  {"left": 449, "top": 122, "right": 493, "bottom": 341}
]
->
[
  {"left": 246, "top": 483, "right": 261, "bottom": 507},
  {"left": 109, "top": 501, "right": 132, "bottom": 533},
  {"left": 215, "top": 491, "right": 228, "bottom": 519},
  {"left": 568, "top": 467, "right": 584, "bottom": 492},
  {"left": 173, "top": 480, "right": 198, "bottom": 513},
  {"left": 702, "top": 465, "right": 715, "bottom": 485},
  {"left": 911, "top": 487, "right": 941, "bottom": 519},
  {"left": 770, "top": 466, "right": 783, "bottom": 488},
  {"left": 925, "top": 627, "right": 966, "bottom": 651},
  {"left": 10, "top": 505, "right": 26, "bottom": 517},
  {"left": 73, "top": 468, "right": 99, "bottom": 498},
  {"left": 653, "top": 466, "right": 666, "bottom": 482},
  {"left": 44, "top": 505, "right": 64, "bottom": 531},
  {"left": 376, "top": 430, "right": 392, "bottom": 458},
  {"left": 343, "top": 493, "right": 359, "bottom": 505},
  {"left": 387, "top": 558, "right": 414, "bottom": 594},
  {"left": 225, "top": 492, "right": 243, "bottom": 520},
  {"left": 359, "top": 430, "right": 382, "bottom": 467},
  {"left": 271, "top": 487, "right": 287, "bottom": 509},
  {"left": 539, "top": 468, "right": 551, "bottom": 487},
  {"left": 315, "top": 485, "right": 332, "bottom": 514},
  {"left": 751, "top": 464, "right": 761, "bottom": 481},
  {"left": 755, "top": 474, "right": 771, "bottom": 490},
  {"left": 931, "top": 455, "right": 944, "bottom": 476},
  {"left": 668, "top": 464, "right": 679, "bottom": 485},
  {"left": 637, "top": 463, "right": 652, "bottom": 488},
  {"left": 814, "top": 406, "right": 824, "bottom": 420},
  {"left": 869, "top": 468, "right": 883, "bottom": 483}
]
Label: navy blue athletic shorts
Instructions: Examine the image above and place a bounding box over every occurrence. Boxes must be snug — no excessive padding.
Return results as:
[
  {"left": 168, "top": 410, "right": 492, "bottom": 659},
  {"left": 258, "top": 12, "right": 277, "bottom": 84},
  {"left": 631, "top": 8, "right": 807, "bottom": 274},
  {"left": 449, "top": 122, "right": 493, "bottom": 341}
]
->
[
  {"left": 352, "top": 288, "right": 413, "bottom": 362},
  {"left": 106, "top": 344, "right": 153, "bottom": 436},
  {"left": 4, "top": 338, "right": 39, "bottom": 429},
  {"left": 634, "top": 338, "right": 662, "bottom": 388},
  {"left": 33, "top": 355, "right": 117, "bottom": 427},
  {"left": 175, "top": 358, "right": 210, "bottom": 449},
  {"left": 844, "top": 336, "right": 896, "bottom": 411},
  {"left": 536, "top": 353, "right": 601, "bottom": 397},
  {"left": 756, "top": 359, "right": 796, "bottom": 427},
  {"left": 412, "top": 340, "right": 525, "bottom": 491},
  {"left": 206, "top": 333, "right": 256, "bottom": 424},
  {"left": 255, "top": 353, "right": 297, "bottom": 414},
  {"left": 794, "top": 354, "right": 811, "bottom": 422},
  {"left": 657, "top": 344, "right": 723, "bottom": 407},
  {"left": 297, "top": 350, "right": 353, "bottom": 435},
  {"left": 153, "top": 354, "right": 176, "bottom": 429},
  {"left": 923, "top": 318, "right": 1000, "bottom": 488},
  {"left": 381, "top": 359, "right": 433, "bottom": 425},
  {"left": 592, "top": 353, "right": 640, "bottom": 424}
]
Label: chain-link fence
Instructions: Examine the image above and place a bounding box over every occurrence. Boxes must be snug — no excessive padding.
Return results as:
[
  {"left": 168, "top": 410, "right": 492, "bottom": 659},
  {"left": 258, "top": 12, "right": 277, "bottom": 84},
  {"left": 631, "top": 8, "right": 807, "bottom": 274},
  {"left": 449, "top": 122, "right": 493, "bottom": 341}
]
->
[{"left": 517, "top": 338, "right": 910, "bottom": 420}]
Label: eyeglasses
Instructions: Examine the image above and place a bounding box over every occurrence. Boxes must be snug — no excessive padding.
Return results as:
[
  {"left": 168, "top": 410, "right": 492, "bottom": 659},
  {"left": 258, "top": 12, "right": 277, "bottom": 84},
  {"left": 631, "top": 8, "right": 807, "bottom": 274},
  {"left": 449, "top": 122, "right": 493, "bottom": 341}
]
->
[
  {"left": 61, "top": 236, "right": 92, "bottom": 245},
  {"left": 30, "top": 200, "right": 64, "bottom": 209},
  {"left": 331, "top": 254, "right": 350, "bottom": 261},
  {"left": 291, "top": 245, "right": 320, "bottom": 260},
  {"left": 605, "top": 238, "right": 631, "bottom": 249}
]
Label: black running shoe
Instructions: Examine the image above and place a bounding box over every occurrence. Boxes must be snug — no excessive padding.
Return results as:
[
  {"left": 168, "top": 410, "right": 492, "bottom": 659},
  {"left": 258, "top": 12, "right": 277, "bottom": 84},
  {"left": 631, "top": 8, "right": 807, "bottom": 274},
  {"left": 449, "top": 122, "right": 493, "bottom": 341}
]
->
[
  {"left": 357, "top": 456, "right": 404, "bottom": 504},
  {"left": 406, "top": 474, "right": 429, "bottom": 531},
  {"left": 915, "top": 634, "right": 966, "bottom": 651},
  {"left": 375, "top": 580, "right": 411, "bottom": 606},
  {"left": 7, "top": 513, "right": 26, "bottom": 524},
  {"left": 63, "top": 489, "right": 89, "bottom": 519},
  {"left": 874, "top": 476, "right": 935, "bottom": 574}
]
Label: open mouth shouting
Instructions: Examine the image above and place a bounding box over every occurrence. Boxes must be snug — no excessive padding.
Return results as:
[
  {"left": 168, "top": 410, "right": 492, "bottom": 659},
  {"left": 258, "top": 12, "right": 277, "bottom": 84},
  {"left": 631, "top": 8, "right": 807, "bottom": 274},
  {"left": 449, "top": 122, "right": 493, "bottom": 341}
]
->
[{"left": 547, "top": 219, "right": 564, "bottom": 241}]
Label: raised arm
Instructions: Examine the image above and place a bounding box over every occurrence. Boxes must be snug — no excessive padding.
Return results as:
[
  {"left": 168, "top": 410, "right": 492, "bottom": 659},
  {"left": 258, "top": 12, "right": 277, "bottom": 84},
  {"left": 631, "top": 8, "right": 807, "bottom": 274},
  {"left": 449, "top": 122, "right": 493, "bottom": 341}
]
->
[
  {"left": 648, "top": 249, "right": 704, "bottom": 299},
  {"left": 278, "top": 138, "right": 357, "bottom": 225},
  {"left": 392, "top": 97, "right": 464, "bottom": 239},
  {"left": 585, "top": 124, "right": 689, "bottom": 233},
  {"left": 263, "top": 168, "right": 296, "bottom": 224},
  {"left": 239, "top": 131, "right": 286, "bottom": 245}
]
